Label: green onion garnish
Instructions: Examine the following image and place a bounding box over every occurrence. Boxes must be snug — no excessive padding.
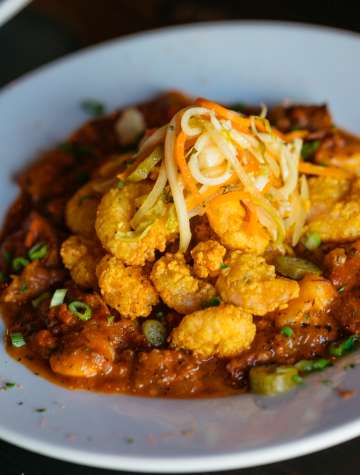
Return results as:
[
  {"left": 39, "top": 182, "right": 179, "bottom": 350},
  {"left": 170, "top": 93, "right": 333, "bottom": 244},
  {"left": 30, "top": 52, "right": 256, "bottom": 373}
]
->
[
  {"left": 5, "top": 382, "right": 16, "bottom": 389},
  {"left": 295, "top": 358, "right": 331, "bottom": 373},
  {"left": 301, "top": 140, "right": 320, "bottom": 160},
  {"left": 32, "top": 292, "right": 51, "bottom": 308},
  {"left": 202, "top": 296, "right": 221, "bottom": 308},
  {"left": 281, "top": 326, "right": 294, "bottom": 337},
  {"left": 117, "top": 179, "right": 125, "bottom": 189},
  {"left": 80, "top": 99, "right": 105, "bottom": 117},
  {"left": 219, "top": 263, "right": 230, "bottom": 270},
  {"left": 28, "top": 242, "right": 48, "bottom": 261},
  {"left": 107, "top": 315, "right": 115, "bottom": 325},
  {"left": 303, "top": 232, "right": 321, "bottom": 251},
  {"left": 12, "top": 257, "right": 29, "bottom": 273},
  {"left": 10, "top": 332, "right": 26, "bottom": 348},
  {"left": 49, "top": 289, "right": 68, "bottom": 308},
  {"left": 292, "top": 374, "right": 304, "bottom": 384},
  {"left": 330, "top": 336, "right": 358, "bottom": 357},
  {"left": 338, "top": 286, "right": 345, "bottom": 294},
  {"left": 68, "top": 300, "right": 92, "bottom": 321}
]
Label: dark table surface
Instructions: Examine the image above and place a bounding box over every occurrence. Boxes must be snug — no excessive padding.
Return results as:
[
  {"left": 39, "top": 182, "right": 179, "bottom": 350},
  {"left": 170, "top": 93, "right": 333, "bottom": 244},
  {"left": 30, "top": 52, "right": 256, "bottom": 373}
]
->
[{"left": 1, "top": 1, "right": 360, "bottom": 473}]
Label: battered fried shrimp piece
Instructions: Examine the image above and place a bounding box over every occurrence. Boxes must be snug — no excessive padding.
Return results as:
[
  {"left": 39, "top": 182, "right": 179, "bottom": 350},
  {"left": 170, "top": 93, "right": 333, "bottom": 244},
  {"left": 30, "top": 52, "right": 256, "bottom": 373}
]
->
[
  {"left": 191, "top": 240, "right": 226, "bottom": 279},
  {"left": 66, "top": 179, "right": 112, "bottom": 238},
  {"left": 315, "top": 129, "right": 360, "bottom": 175},
  {"left": 171, "top": 304, "right": 256, "bottom": 358},
  {"left": 275, "top": 274, "right": 337, "bottom": 328},
  {"left": 150, "top": 252, "right": 216, "bottom": 314},
  {"left": 216, "top": 253, "right": 299, "bottom": 316},
  {"left": 308, "top": 176, "right": 350, "bottom": 221},
  {"left": 97, "top": 254, "right": 159, "bottom": 319},
  {"left": 206, "top": 197, "right": 270, "bottom": 254},
  {"left": 305, "top": 177, "right": 360, "bottom": 242},
  {"left": 60, "top": 235, "right": 104, "bottom": 289},
  {"left": 95, "top": 183, "right": 178, "bottom": 266}
]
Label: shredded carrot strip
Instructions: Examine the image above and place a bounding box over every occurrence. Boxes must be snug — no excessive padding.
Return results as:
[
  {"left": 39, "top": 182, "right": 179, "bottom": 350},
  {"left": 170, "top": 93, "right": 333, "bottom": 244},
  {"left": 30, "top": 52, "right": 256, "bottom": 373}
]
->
[
  {"left": 196, "top": 98, "right": 286, "bottom": 140},
  {"left": 298, "top": 162, "right": 351, "bottom": 179},
  {"left": 185, "top": 173, "right": 238, "bottom": 209},
  {"left": 175, "top": 131, "right": 199, "bottom": 196},
  {"left": 284, "top": 130, "right": 309, "bottom": 141}
]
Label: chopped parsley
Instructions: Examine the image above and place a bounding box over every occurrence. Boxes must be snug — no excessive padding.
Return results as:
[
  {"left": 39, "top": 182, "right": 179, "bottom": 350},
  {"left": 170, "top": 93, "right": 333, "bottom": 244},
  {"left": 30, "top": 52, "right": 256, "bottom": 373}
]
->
[
  {"left": 281, "top": 326, "right": 294, "bottom": 337},
  {"left": 80, "top": 99, "right": 106, "bottom": 117}
]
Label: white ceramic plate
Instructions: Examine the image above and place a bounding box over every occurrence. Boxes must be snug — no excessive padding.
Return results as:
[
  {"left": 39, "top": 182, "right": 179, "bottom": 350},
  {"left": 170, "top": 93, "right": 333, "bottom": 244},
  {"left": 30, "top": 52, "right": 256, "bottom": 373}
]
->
[{"left": 1, "top": 21, "right": 360, "bottom": 473}]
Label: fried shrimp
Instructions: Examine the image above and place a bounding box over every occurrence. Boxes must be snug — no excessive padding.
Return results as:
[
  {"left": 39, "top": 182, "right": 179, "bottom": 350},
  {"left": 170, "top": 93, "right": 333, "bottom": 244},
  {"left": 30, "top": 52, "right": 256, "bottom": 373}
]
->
[
  {"left": 305, "top": 177, "right": 360, "bottom": 242},
  {"left": 307, "top": 176, "right": 350, "bottom": 221},
  {"left": 150, "top": 252, "right": 216, "bottom": 314},
  {"left": 216, "top": 252, "right": 299, "bottom": 316},
  {"left": 66, "top": 179, "right": 114, "bottom": 238},
  {"left": 275, "top": 274, "right": 337, "bottom": 328},
  {"left": 171, "top": 304, "right": 256, "bottom": 358},
  {"left": 95, "top": 182, "right": 178, "bottom": 266},
  {"left": 206, "top": 196, "right": 270, "bottom": 254},
  {"left": 96, "top": 254, "right": 159, "bottom": 319},
  {"left": 60, "top": 235, "right": 104, "bottom": 289},
  {"left": 191, "top": 240, "right": 226, "bottom": 279}
]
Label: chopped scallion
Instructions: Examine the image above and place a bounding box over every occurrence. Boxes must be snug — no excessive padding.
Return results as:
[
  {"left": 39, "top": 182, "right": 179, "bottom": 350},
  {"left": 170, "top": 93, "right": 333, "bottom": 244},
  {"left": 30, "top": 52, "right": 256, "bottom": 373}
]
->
[
  {"left": 68, "top": 300, "right": 92, "bottom": 321},
  {"left": 10, "top": 332, "right": 26, "bottom": 348},
  {"left": 117, "top": 179, "right": 125, "bottom": 189},
  {"left": 303, "top": 232, "right": 321, "bottom": 251},
  {"left": 32, "top": 292, "right": 51, "bottom": 308},
  {"left": 202, "top": 296, "right": 221, "bottom": 308},
  {"left": 338, "top": 286, "right": 345, "bottom": 294},
  {"left": 281, "top": 326, "right": 294, "bottom": 337},
  {"left": 50, "top": 289, "right": 68, "bottom": 308},
  {"left": 107, "top": 315, "right": 115, "bottom": 325},
  {"left": 301, "top": 140, "right": 320, "bottom": 160},
  {"left": 28, "top": 242, "right": 48, "bottom": 261},
  {"left": 12, "top": 257, "right": 29, "bottom": 273},
  {"left": 329, "top": 336, "right": 358, "bottom": 357},
  {"left": 220, "top": 263, "right": 230, "bottom": 270}
]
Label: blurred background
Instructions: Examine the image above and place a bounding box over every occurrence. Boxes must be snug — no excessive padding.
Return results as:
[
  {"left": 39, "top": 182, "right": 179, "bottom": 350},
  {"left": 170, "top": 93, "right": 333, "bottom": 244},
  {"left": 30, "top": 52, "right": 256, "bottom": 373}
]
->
[
  {"left": 1, "top": 0, "right": 360, "bottom": 88},
  {"left": 1, "top": 0, "right": 360, "bottom": 474}
]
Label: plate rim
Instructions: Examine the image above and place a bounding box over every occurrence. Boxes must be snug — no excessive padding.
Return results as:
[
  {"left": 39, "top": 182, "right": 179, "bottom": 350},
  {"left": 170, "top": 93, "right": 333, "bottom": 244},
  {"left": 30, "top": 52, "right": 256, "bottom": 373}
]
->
[{"left": 1, "top": 19, "right": 360, "bottom": 472}]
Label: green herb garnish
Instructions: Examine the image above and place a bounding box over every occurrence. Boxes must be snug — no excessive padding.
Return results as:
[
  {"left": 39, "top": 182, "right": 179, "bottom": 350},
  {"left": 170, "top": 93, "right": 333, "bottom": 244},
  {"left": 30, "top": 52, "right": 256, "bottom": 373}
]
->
[
  {"left": 292, "top": 374, "right": 304, "bottom": 384},
  {"left": 117, "top": 179, "right": 125, "bottom": 189},
  {"left": 80, "top": 99, "right": 106, "bottom": 117},
  {"left": 10, "top": 332, "right": 26, "bottom": 348},
  {"left": 202, "top": 296, "right": 221, "bottom": 308},
  {"left": 34, "top": 408, "right": 47, "bottom": 413},
  {"left": 281, "top": 326, "right": 294, "bottom": 338},
  {"left": 12, "top": 257, "right": 29, "bottom": 273},
  {"left": 32, "top": 292, "right": 51, "bottom": 308},
  {"left": 107, "top": 315, "right": 115, "bottom": 325},
  {"left": 338, "top": 286, "right": 345, "bottom": 294},
  {"left": 303, "top": 232, "right": 321, "bottom": 251},
  {"left": 68, "top": 300, "right": 92, "bottom": 321},
  {"left": 295, "top": 358, "right": 331, "bottom": 373},
  {"left": 329, "top": 336, "right": 359, "bottom": 357},
  {"left": 28, "top": 242, "right": 48, "bottom": 261},
  {"left": 301, "top": 140, "right": 320, "bottom": 160},
  {"left": 49, "top": 288, "right": 68, "bottom": 308},
  {"left": 220, "top": 263, "right": 230, "bottom": 270}
]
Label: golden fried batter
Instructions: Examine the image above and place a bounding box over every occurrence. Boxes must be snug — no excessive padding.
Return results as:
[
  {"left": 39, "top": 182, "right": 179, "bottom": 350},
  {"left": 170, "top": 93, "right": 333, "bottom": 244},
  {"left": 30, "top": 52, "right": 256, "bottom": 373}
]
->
[
  {"left": 275, "top": 274, "right": 337, "bottom": 328},
  {"left": 306, "top": 177, "right": 360, "bottom": 242},
  {"left": 308, "top": 176, "right": 350, "bottom": 221},
  {"left": 96, "top": 254, "right": 159, "bottom": 319},
  {"left": 60, "top": 235, "right": 104, "bottom": 289},
  {"left": 191, "top": 240, "right": 226, "bottom": 279},
  {"left": 171, "top": 304, "right": 256, "bottom": 358},
  {"left": 95, "top": 182, "right": 178, "bottom": 266},
  {"left": 216, "top": 252, "right": 299, "bottom": 316},
  {"left": 206, "top": 197, "right": 270, "bottom": 253},
  {"left": 150, "top": 252, "right": 216, "bottom": 314}
]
